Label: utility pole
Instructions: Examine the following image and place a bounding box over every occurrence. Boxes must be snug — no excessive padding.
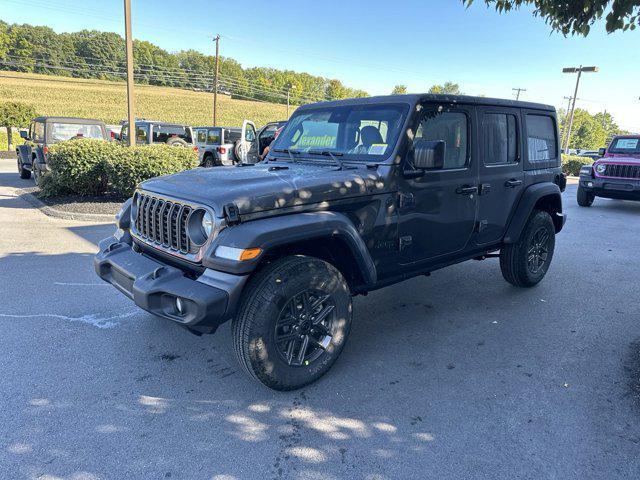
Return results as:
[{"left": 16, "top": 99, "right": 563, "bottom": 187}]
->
[
  {"left": 286, "top": 84, "right": 291, "bottom": 117},
  {"left": 561, "top": 96, "right": 576, "bottom": 148},
  {"left": 213, "top": 34, "right": 220, "bottom": 126},
  {"left": 512, "top": 87, "right": 526, "bottom": 100},
  {"left": 562, "top": 65, "right": 598, "bottom": 152},
  {"left": 123, "top": 0, "right": 135, "bottom": 147}
]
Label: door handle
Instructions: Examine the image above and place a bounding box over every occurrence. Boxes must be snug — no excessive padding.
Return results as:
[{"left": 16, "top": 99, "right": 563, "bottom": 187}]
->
[
  {"left": 456, "top": 185, "right": 478, "bottom": 195},
  {"left": 505, "top": 179, "right": 523, "bottom": 188}
]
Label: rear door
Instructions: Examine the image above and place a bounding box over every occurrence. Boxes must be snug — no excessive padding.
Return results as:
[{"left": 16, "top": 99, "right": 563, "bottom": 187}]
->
[{"left": 476, "top": 107, "right": 524, "bottom": 245}]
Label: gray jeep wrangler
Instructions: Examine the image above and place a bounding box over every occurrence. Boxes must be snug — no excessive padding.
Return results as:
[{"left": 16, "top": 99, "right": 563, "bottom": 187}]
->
[{"left": 95, "top": 94, "right": 566, "bottom": 390}]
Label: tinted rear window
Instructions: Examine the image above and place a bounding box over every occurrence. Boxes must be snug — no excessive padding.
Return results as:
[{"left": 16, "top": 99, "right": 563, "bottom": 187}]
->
[{"left": 526, "top": 115, "right": 557, "bottom": 162}]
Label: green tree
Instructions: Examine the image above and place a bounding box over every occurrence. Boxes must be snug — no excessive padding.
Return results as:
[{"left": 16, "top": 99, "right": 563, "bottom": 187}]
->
[
  {"left": 392, "top": 84, "right": 408, "bottom": 95},
  {"left": 428, "top": 81, "right": 462, "bottom": 95},
  {"left": 463, "top": 0, "right": 640, "bottom": 35},
  {"left": 0, "top": 102, "right": 37, "bottom": 151}
]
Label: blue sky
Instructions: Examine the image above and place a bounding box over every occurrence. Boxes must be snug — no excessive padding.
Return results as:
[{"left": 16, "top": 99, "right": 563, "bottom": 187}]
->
[{"left": 3, "top": 0, "right": 639, "bottom": 131}]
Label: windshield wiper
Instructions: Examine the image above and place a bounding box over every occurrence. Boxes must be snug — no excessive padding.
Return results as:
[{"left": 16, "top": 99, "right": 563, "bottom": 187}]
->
[
  {"left": 272, "top": 148, "right": 300, "bottom": 164},
  {"left": 307, "top": 150, "right": 344, "bottom": 170}
]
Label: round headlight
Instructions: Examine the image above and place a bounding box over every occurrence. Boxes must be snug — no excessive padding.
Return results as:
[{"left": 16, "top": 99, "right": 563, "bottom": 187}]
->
[
  {"left": 187, "top": 209, "right": 214, "bottom": 246},
  {"left": 595, "top": 164, "right": 606, "bottom": 174},
  {"left": 202, "top": 211, "right": 214, "bottom": 237}
]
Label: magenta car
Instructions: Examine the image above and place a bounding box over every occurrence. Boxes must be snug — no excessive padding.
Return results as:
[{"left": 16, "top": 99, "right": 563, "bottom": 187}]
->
[{"left": 577, "top": 135, "right": 640, "bottom": 206}]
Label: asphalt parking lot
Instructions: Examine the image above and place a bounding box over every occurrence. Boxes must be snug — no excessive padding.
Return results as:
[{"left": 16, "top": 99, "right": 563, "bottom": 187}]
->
[{"left": 1, "top": 158, "right": 639, "bottom": 480}]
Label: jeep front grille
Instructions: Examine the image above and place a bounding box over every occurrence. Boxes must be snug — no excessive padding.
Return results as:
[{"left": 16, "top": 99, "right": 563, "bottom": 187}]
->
[
  {"left": 133, "top": 193, "right": 194, "bottom": 254},
  {"left": 602, "top": 164, "right": 640, "bottom": 179}
]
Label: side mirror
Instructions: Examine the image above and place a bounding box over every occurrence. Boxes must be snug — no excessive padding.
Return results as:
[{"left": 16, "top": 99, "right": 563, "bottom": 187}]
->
[
  {"left": 19, "top": 130, "right": 29, "bottom": 140},
  {"left": 412, "top": 140, "right": 445, "bottom": 170},
  {"left": 598, "top": 147, "right": 606, "bottom": 157}
]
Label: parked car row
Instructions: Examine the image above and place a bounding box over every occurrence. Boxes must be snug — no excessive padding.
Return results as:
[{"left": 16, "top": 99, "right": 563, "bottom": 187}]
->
[{"left": 16, "top": 116, "right": 287, "bottom": 184}]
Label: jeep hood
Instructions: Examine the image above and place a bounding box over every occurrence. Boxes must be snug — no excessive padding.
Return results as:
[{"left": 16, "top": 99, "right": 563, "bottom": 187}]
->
[{"left": 139, "top": 162, "right": 387, "bottom": 216}]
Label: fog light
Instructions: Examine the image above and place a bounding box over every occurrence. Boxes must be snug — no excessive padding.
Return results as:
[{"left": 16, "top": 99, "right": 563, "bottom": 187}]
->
[
  {"left": 587, "top": 181, "right": 594, "bottom": 188},
  {"left": 175, "top": 297, "right": 185, "bottom": 315}
]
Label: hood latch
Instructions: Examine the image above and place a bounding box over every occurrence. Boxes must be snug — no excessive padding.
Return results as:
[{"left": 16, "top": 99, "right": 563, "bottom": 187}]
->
[{"left": 224, "top": 203, "right": 241, "bottom": 225}]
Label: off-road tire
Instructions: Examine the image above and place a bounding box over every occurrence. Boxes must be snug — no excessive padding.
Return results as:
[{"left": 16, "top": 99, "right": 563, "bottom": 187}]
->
[
  {"left": 232, "top": 255, "right": 352, "bottom": 391},
  {"left": 32, "top": 164, "right": 41, "bottom": 186},
  {"left": 577, "top": 186, "right": 595, "bottom": 207},
  {"left": 202, "top": 153, "right": 220, "bottom": 168},
  {"left": 18, "top": 160, "right": 31, "bottom": 179},
  {"left": 500, "top": 210, "right": 556, "bottom": 288}
]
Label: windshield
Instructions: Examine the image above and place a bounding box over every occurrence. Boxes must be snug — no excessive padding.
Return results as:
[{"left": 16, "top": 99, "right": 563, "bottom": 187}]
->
[
  {"left": 50, "top": 123, "right": 104, "bottom": 143},
  {"left": 609, "top": 137, "right": 640, "bottom": 154},
  {"left": 273, "top": 103, "right": 409, "bottom": 161}
]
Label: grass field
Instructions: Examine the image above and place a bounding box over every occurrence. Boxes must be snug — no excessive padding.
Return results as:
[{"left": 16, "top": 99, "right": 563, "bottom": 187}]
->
[{"left": 0, "top": 71, "right": 291, "bottom": 149}]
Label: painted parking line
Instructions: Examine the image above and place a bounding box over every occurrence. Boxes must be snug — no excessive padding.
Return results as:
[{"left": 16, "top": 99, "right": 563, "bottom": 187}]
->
[{"left": 0, "top": 310, "right": 140, "bottom": 329}]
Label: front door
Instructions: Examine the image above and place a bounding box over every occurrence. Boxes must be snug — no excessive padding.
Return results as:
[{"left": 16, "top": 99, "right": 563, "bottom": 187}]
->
[
  {"left": 475, "top": 107, "right": 525, "bottom": 245},
  {"left": 240, "top": 120, "right": 259, "bottom": 163},
  {"left": 398, "top": 104, "right": 479, "bottom": 264}
]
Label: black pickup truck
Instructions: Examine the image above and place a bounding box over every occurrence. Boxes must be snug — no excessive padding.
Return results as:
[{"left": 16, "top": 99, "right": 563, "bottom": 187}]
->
[{"left": 95, "top": 94, "right": 566, "bottom": 390}]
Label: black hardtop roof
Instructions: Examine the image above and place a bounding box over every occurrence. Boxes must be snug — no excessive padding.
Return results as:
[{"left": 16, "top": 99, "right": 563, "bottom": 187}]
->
[
  {"left": 33, "top": 116, "right": 106, "bottom": 124},
  {"left": 295, "top": 93, "right": 555, "bottom": 112}
]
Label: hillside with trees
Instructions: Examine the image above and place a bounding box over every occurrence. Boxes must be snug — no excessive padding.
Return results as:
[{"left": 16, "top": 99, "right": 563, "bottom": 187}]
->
[{"left": 0, "top": 21, "right": 369, "bottom": 106}]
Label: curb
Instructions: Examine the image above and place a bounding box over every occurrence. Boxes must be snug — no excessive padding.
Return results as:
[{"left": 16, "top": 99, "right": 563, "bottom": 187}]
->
[{"left": 14, "top": 187, "right": 116, "bottom": 223}]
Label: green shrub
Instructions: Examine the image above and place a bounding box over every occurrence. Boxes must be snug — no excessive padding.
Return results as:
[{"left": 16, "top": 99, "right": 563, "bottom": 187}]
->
[
  {"left": 104, "top": 144, "right": 198, "bottom": 197},
  {"left": 42, "top": 139, "right": 198, "bottom": 197},
  {"left": 562, "top": 154, "right": 592, "bottom": 176}
]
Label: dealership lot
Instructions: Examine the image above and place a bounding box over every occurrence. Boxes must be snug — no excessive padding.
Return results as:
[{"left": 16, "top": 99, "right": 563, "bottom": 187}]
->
[{"left": 1, "top": 158, "right": 639, "bottom": 480}]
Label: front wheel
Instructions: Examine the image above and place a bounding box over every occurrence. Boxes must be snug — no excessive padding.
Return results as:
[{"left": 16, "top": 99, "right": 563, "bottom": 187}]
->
[
  {"left": 577, "top": 186, "right": 595, "bottom": 207},
  {"left": 232, "top": 256, "right": 352, "bottom": 391},
  {"left": 18, "top": 160, "right": 31, "bottom": 179},
  {"left": 500, "top": 210, "right": 556, "bottom": 288}
]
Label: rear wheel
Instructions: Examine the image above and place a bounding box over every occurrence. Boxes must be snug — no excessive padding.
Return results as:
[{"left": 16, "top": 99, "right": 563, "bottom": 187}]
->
[
  {"left": 577, "top": 186, "right": 595, "bottom": 207},
  {"left": 18, "top": 160, "right": 31, "bottom": 179},
  {"left": 500, "top": 210, "right": 556, "bottom": 288},
  {"left": 232, "top": 256, "right": 352, "bottom": 391},
  {"left": 202, "top": 153, "right": 220, "bottom": 168}
]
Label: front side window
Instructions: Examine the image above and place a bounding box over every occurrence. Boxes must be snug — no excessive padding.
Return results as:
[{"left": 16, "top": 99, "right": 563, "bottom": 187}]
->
[
  {"left": 245, "top": 125, "right": 256, "bottom": 142},
  {"left": 274, "top": 104, "right": 408, "bottom": 160},
  {"left": 483, "top": 113, "right": 518, "bottom": 165},
  {"left": 152, "top": 125, "right": 191, "bottom": 143},
  {"left": 609, "top": 137, "right": 640, "bottom": 154},
  {"left": 414, "top": 110, "right": 468, "bottom": 169},
  {"left": 32, "top": 122, "right": 45, "bottom": 142},
  {"left": 527, "top": 115, "right": 557, "bottom": 162},
  {"left": 50, "top": 123, "right": 103, "bottom": 143}
]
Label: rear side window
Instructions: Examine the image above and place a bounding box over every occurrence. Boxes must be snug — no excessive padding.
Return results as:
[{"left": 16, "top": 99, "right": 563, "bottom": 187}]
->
[
  {"left": 483, "top": 114, "right": 518, "bottom": 165},
  {"left": 196, "top": 130, "right": 207, "bottom": 143},
  {"left": 527, "top": 115, "right": 557, "bottom": 162},
  {"left": 152, "top": 125, "right": 192, "bottom": 143},
  {"left": 207, "top": 129, "right": 221, "bottom": 144}
]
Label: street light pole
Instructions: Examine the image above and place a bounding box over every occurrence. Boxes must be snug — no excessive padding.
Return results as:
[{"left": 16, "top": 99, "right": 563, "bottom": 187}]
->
[
  {"left": 123, "top": 0, "right": 135, "bottom": 147},
  {"left": 562, "top": 65, "right": 598, "bottom": 152}
]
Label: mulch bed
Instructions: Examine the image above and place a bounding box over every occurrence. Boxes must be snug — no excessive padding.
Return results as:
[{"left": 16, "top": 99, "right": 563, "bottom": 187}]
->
[{"left": 21, "top": 185, "right": 125, "bottom": 217}]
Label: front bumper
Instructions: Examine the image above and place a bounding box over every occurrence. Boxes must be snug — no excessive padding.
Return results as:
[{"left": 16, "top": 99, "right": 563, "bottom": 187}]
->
[
  {"left": 579, "top": 175, "right": 640, "bottom": 200},
  {"left": 94, "top": 236, "right": 247, "bottom": 333}
]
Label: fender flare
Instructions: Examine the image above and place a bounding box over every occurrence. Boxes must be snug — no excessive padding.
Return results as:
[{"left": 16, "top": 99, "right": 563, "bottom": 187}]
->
[
  {"left": 202, "top": 211, "right": 377, "bottom": 285},
  {"left": 503, "top": 183, "right": 563, "bottom": 244},
  {"left": 16, "top": 145, "right": 33, "bottom": 166}
]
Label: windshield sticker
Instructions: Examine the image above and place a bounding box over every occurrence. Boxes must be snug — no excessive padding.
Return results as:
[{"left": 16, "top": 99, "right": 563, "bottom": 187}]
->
[
  {"left": 615, "top": 139, "right": 639, "bottom": 149},
  {"left": 368, "top": 144, "right": 388, "bottom": 155}
]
